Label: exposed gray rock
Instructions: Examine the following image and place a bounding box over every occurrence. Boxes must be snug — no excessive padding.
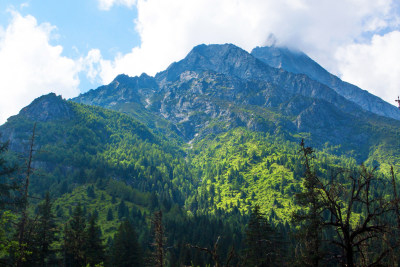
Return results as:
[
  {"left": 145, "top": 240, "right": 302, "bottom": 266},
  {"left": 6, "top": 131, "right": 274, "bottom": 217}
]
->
[
  {"left": 18, "top": 93, "right": 74, "bottom": 122},
  {"left": 251, "top": 45, "right": 400, "bottom": 120}
]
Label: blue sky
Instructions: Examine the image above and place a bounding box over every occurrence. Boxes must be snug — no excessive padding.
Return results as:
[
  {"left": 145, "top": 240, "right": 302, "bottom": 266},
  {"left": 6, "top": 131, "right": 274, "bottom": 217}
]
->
[
  {"left": 0, "top": 0, "right": 399, "bottom": 123},
  {"left": 0, "top": 0, "right": 140, "bottom": 90},
  {"left": 0, "top": 0, "right": 140, "bottom": 58}
]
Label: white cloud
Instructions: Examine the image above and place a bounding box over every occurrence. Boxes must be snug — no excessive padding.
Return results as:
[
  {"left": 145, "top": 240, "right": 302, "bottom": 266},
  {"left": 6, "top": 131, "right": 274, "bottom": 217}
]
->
[
  {"left": 95, "top": 0, "right": 400, "bottom": 106},
  {"left": 97, "top": 0, "right": 136, "bottom": 10},
  {"left": 336, "top": 31, "right": 400, "bottom": 104},
  {"left": 0, "top": 12, "right": 81, "bottom": 124}
]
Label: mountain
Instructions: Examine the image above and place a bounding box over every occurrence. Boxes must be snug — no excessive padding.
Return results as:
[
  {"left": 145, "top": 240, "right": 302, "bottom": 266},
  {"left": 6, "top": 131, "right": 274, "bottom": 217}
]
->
[
  {"left": 251, "top": 45, "right": 400, "bottom": 120},
  {"left": 73, "top": 43, "right": 400, "bottom": 163}
]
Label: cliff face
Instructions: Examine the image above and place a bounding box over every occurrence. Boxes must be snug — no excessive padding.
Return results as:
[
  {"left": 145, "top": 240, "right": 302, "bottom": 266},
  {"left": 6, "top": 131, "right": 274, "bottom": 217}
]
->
[{"left": 251, "top": 45, "right": 400, "bottom": 120}]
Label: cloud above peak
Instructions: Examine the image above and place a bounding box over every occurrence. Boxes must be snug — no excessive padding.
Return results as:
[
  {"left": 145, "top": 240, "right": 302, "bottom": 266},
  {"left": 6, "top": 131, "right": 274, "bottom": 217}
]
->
[
  {"left": 337, "top": 31, "right": 400, "bottom": 103},
  {"left": 95, "top": 0, "right": 399, "bottom": 96},
  {"left": 0, "top": 12, "right": 81, "bottom": 124}
]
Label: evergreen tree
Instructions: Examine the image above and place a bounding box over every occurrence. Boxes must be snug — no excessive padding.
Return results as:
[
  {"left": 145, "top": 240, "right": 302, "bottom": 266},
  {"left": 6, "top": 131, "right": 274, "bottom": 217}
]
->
[
  {"left": 292, "top": 140, "right": 324, "bottom": 266},
  {"left": 117, "top": 200, "right": 128, "bottom": 219},
  {"left": 112, "top": 220, "right": 142, "bottom": 267},
  {"left": 0, "top": 140, "right": 19, "bottom": 264},
  {"left": 86, "top": 185, "right": 96, "bottom": 198},
  {"left": 0, "top": 140, "right": 19, "bottom": 210},
  {"left": 26, "top": 192, "right": 58, "bottom": 267},
  {"left": 84, "top": 214, "right": 105, "bottom": 266},
  {"left": 243, "top": 205, "right": 276, "bottom": 267},
  {"left": 106, "top": 208, "right": 114, "bottom": 221},
  {"left": 63, "top": 203, "right": 86, "bottom": 267},
  {"left": 149, "top": 193, "right": 159, "bottom": 211}
]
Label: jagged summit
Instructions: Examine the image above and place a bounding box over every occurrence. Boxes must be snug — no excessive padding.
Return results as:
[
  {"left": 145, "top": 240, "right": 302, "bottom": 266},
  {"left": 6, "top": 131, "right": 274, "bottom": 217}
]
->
[
  {"left": 112, "top": 73, "right": 154, "bottom": 85},
  {"left": 19, "top": 93, "right": 74, "bottom": 122},
  {"left": 74, "top": 72, "right": 158, "bottom": 108},
  {"left": 251, "top": 45, "right": 400, "bottom": 120},
  {"left": 156, "top": 43, "right": 268, "bottom": 82}
]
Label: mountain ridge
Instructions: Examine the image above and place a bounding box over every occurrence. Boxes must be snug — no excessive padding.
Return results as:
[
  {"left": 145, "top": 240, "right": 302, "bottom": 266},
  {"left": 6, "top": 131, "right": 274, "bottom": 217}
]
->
[
  {"left": 71, "top": 43, "right": 400, "bottom": 164},
  {"left": 251, "top": 45, "right": 400, "bottom": 120}
]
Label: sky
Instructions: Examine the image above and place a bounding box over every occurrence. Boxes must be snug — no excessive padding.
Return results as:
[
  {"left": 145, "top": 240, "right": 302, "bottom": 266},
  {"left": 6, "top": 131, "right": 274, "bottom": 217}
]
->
[{"left": 0, "top": 0, "right": 400, "bottom": 124}]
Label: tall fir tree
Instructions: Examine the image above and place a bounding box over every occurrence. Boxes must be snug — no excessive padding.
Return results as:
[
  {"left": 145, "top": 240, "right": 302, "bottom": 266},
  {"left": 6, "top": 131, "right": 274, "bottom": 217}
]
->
[
  {"left": 243, "top": 205, "right": 277, "bottom": 267},
  {"left": 25, "top": 192, "right": 58, "bottom": 267},
  {"left": 84, "top": 214, "right": 105, "bottom": 266},
  {"left": 292, "top": 140, "right": 324, "bottom": 266},
  {"left": 112, "top": 220, "right": 142, "bottom": 267},
  {"left": 63, "top": 203, "right": 86, "bottom": 267}
]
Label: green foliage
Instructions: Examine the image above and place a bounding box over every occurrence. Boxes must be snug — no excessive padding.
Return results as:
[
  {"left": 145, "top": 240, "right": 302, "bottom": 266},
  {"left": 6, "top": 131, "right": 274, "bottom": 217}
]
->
[
  {"left": 187, "top": 128, "right": 359, "bottom": 222},
  {"left": 64, "top": 203, "right": 87, "bottom": 267},
  {"left": 0, "top": 140, "right": 20, "bottom": 210},
  {"left": 292, "top": 140, "right": 324, "bottom": 266},
  {"left": 2, "top": 96, "right": 400, "bottom": 266},
  {"left": 3, "top": 101, "right": 196, "bottom": 209},
  {"left": 111, "top": 220, "right": 142, "bottom": 267},
  {"left": 24, "top": 192, "right": 58, "bottom": 266},
  {"left": 243, "top": 205, "right": 287, "bottom": 266},
  {"left": 85, "top": 214, "right": 105, "bottom": 266},
  {"left": 0, "top": 211, "right": 18, "bottom": 260}
]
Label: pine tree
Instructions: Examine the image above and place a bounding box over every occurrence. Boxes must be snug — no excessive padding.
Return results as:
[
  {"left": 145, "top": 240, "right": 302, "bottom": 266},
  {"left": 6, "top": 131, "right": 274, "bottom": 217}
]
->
[
  {"left": 0, "top": 140, "right": 19, "bottom": 210},
  {"left": 63, "top": 203, "right": 86, "bottom": 267},
  {"left": 86, "top": 186, "right": 95, "bottom": 198},
  {"left": 27, "top": 192, "right": 58, "bottom": 266},
  {"left": 243, "top": 205, "right": 276, "bottom": 267},
  {"left": 106, "top": 208, "right": 113, "bottom": 221},
  {"left": 112, "top": 220, "right": 142, "bottom": 267},
  {"left": 0, "top": 140, "right": 19, "bottom": 264},
  {"left": 84, "top": 214, "right": 105, "bottom": 266},
  {"left": 117, "top": 200, "right": 128, "bottom": 219},
  {"left": 292, "top": 140, "right": 324, "bottom": 266}
]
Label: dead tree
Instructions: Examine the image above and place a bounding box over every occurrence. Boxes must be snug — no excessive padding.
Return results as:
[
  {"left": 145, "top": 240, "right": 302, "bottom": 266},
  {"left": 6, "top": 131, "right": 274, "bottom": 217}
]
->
[
  {"left": 15, "top": 123, "right": 36, "bottom": 267},
  {"left": 151, "top": 210, "right": 165, "bottom": 267},
  {"left": 187, "top": 236, "right": 236, "bottom": 267},
  {"left": 296, "top": 141, "right": 400, "bottom": 266},
  {"left": 318, "top": 165, "right": 396, "bottom": 267}
]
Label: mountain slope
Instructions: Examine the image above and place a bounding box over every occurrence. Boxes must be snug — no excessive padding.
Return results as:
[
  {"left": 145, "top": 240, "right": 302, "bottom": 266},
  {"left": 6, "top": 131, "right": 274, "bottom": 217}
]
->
[
  {"left": 0, "top": 93, "right": 195, "bottom": 203},
  {"left": 251, "top": 45, "right": 400, "bottom": 120},
  {"left": 74, "top": 74, "right": 183, "bottom": 141}
]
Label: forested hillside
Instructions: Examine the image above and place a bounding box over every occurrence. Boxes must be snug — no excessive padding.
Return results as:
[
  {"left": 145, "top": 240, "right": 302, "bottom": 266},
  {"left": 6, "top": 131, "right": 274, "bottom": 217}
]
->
[{"left": 1, "top": 43, "right": 400, "bottom": 266}]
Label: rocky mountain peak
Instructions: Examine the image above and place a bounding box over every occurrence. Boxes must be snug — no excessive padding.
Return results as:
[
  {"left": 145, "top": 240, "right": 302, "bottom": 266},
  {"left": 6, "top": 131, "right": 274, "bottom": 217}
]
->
[
  {"left": 156, "top": 43, "right": 265, "bottom": 82},
  {"left": 19, "top": 93, "right": 74, "bottom": 122},
  {"left": 251, "top": 45, "right": 400, "bottom": 120},
  {"left": 112, "top": 73, "right": 132, "bottom": 84}
]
